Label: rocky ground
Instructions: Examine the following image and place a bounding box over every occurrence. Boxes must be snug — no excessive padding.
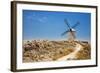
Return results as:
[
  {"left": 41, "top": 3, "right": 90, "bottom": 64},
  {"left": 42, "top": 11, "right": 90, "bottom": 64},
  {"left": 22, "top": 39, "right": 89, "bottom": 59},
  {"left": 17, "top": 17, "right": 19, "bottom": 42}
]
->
[{"left": 23, "top": 40, "right": 91, "bottom": 63}]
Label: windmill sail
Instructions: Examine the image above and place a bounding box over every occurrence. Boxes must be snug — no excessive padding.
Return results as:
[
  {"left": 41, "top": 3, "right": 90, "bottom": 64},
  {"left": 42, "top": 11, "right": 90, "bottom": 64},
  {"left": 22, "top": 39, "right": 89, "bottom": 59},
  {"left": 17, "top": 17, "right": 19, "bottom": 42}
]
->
[
  {"left": 64, "top": 19, "right": 71, "bottom": 29},
  {"left": 72, "top": 21, "right": 80, "bottom": 28},
  {"left": 61, "top": 30, "right": 69, "bottom": 36}
]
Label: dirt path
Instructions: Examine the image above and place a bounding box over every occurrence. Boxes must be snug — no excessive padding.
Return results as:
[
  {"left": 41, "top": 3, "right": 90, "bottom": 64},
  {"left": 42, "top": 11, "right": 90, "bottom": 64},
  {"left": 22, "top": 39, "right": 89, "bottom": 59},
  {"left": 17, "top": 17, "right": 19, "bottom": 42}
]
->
[{"left": 57, "top": 43, "right": 83, "bottom": 61}]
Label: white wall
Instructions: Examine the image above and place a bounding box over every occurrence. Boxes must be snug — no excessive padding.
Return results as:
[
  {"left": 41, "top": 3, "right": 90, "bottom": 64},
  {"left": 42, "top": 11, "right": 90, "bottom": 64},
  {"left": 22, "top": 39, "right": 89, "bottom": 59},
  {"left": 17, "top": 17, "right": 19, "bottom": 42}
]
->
[{"left": 0, "top": 0, "right": 99, "bottom": 73}]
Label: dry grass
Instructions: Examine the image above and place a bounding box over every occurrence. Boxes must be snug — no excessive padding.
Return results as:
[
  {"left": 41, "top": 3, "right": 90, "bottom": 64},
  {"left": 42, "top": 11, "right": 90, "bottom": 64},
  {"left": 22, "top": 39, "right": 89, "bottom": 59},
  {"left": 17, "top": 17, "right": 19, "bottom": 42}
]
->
[
  {"left": 75, "top": 43, "right": 91, "bottom": 60},
  {"left": 23, "top": 40, "right": 91, "bottom": 62},
  {"left": 23, "top": 40, "right": 75, "bottom": 62}
]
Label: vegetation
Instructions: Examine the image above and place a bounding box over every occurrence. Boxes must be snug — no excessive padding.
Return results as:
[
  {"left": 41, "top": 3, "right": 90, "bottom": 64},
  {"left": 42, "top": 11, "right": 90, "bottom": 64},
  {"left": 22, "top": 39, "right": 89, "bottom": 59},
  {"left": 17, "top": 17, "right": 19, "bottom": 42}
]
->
[
  {"left": 75, "top": 43, "right": 91, "bottom": 60},
  {"left": 23, "top": 40, "right": 91, "bottom": 62}
]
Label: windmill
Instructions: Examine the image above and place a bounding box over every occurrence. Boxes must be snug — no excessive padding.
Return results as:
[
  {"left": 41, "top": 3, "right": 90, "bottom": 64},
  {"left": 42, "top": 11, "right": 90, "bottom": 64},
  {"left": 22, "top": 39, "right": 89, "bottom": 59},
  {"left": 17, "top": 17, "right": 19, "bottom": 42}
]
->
[{"left": 61, "top": 19, "right": 80, "bottom": 42}]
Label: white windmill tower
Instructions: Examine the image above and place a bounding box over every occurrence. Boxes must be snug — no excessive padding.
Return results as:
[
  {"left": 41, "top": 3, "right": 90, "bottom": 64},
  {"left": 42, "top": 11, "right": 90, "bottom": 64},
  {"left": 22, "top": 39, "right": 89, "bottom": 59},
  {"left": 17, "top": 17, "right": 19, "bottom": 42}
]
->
[{"left": 61, "top": 19, "right": 80, "bottom": 42}]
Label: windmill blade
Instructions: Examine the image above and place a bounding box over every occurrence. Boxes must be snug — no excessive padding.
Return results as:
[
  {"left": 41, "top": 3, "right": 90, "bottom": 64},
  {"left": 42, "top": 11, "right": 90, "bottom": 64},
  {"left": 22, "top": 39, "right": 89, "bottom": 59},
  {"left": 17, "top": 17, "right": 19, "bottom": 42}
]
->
[
  {"left": 64, "top": 19, "right": 71, "bottom": 29},
  {"left": 72, "top": 21, "right": 80, "bottom": 28},
  {"left": 61, "top": 30, "right": 69, "bottom": 36}
]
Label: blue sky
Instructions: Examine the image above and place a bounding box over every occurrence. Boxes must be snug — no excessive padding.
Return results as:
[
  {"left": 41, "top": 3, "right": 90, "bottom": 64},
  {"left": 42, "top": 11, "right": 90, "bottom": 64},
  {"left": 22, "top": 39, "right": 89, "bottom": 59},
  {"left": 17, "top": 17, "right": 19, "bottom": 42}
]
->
[{"left": 23, "top": 10, "right": 91, "bottom": 41}]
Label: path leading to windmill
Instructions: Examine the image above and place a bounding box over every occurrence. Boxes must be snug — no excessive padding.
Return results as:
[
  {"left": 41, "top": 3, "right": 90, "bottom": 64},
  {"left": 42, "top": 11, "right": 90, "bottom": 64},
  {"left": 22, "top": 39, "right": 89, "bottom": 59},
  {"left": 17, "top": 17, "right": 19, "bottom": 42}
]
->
[{"left": 57, "top": 42, "right": 83, "bottom": 61}]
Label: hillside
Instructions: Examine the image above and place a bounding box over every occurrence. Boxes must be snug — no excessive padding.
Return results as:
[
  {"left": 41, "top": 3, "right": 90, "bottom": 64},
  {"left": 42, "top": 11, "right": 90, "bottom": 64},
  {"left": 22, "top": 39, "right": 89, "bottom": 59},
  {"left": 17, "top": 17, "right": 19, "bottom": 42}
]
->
[{"left": 23, "top": 40, "right": 91, "bottom": 62}]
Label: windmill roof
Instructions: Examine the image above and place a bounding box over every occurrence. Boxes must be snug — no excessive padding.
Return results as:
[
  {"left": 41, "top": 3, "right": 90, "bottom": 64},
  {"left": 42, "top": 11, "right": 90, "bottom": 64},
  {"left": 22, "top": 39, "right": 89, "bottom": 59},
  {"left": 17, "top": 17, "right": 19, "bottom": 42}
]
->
[{"left": 71, "top": 29, "right": 76, "bottom": 31}]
